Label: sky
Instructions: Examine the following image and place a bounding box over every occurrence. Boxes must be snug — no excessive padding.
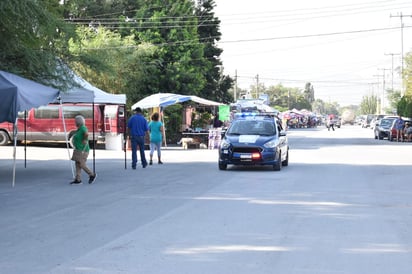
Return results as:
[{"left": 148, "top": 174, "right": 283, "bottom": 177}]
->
[{"left": 213, "top": 0, "right": 412, "bottom": 106}]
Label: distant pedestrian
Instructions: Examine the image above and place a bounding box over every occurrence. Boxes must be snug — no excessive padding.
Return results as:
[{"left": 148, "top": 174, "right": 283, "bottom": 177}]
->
[
  {"left": 327, "top": 117, "right": 335, "bottom": 131},
  {"left": 394, "top": 115, "right": 405, "bottom": 142},
  {"left": 148, "top": 112, "right": 164, "bottom": 165},
  {"left": 212, "top": 113, "right": 223, "bottom": 128},
  {"left": 70, "top": 115, "right": 97, "bottom": 185},
  {"left": 127, "top": 107, "right": 149, "bottom": 169}
]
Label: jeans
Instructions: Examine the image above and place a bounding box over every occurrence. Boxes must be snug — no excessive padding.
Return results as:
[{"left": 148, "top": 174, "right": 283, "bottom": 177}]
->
[
  {"left": 150, "top": 141, "right": 162, "bottom": 157},
  {"left": 131, "top": 136, "right": 147, "bottom": 168}
]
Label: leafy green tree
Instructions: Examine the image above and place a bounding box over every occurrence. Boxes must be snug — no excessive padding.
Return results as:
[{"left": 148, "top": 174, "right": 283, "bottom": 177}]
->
[
  {"left": 323, "top": 101, "right": 340, "bottom": 116},
  {"left": 303, "top": 82, "right": 315, "bottom": 103},
  {"left": 216, "top": 73, "right": 234, "bottom": 103},
  {"left": 397, "top": 96, "right": 412, "bottom": 118},
  {"left": 360, "top": 94, "right": 378, "bottom": 114},
  {"left": 62, "top": 0, "right": 232, "bottom": 104},
  {"left": 0, "top": 0, "right": 74, "bottom": 85},
  {"left": 396, "top": 50, "right": 412, "bottom": 117},
  {"left": 62, "top": 0, "right": 135, "bottom": 20},
  {"left": 385, "top": 89, "right": 401, "bottom": 115},
  {"left": 404, "top": 51, "right": 412, "bottom": 97},
  {"left": 251, "top": 83, "right": 312, "bottom": 111},
  {"left": 195, "top": 0, "right": 233, "bottom": 103},
  {"left": 67, "top": 25, "right": 152, "bottom": 103},
  {"left": 292, "top": 94, "right": 312, "bottom": 110},
  {"left": 312, "top": 99, "right": 326, "bottom": 114},
  {"left": 265, "top": 84, "right": 297, "bottom": 110},
  {"left": 311, "top": 99, "right": 340, "bottom": 115},
  {"left": 128, "top": 0, "right": 207, "bottom": 100},
  {"left": 249, "top": 82, "right": 267, "bottom": 100}
]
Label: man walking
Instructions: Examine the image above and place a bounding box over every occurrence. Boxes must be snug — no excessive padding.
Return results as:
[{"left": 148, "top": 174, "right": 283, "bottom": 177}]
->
[{"left": 127, "top": 107, "right": 149, "bottom": 169}]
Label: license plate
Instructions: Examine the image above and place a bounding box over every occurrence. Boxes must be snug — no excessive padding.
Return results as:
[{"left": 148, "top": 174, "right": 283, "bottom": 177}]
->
[{"left": 240, "top": 154, "right": 252, "bottom": 159}]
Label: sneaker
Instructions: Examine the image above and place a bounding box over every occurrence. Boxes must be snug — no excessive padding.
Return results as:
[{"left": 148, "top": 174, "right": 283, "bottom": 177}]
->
[
  {"left": 88, "top": 174, "right": 97, "bottom": 184},
  {"left": 70, "top": 180, "right": 82, "bottom": 185},
  {"left": 142, "top": 162, "right": 148, "bottom": 168},
  {"left": 158, "top": 161, "right": 163, "bottom": 164},
  {"left": 149, "top": 160, "right": 153, "bottom": 165}
]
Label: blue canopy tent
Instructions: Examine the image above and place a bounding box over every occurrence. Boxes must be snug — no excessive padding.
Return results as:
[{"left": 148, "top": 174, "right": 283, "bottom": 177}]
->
[{"left": 0, "top": 70, "right": 60, "bottom": 187}]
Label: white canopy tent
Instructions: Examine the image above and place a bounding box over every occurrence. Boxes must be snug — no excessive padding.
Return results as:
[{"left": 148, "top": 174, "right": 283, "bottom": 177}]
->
[
  {"left": 58, "top": 72, "right": 126, "bottom": 104},
  {"left": 131, "top": 93, "right": 222, "bottom": 110},
  {"left": 131, "top": 93, "right": 224, "bottom": 147}
]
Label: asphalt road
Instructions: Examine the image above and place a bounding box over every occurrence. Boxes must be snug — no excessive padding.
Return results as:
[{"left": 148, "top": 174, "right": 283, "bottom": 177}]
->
[{"left": 0, "top": 125, "right": 411, "bottom": 274}]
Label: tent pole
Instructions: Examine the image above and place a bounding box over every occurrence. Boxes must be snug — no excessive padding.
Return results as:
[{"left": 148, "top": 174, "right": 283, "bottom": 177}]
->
[
  {"left": 92, "top": 102, "right": 95, "bottom": 174},
  {"left": 60, "top": 100, "right": 75, "bottom": 178},
  {"left": 161, "top": 107, "right": 167, "bottom": 147},
  {"left": 12, "top": 119, "right": 17, "bottom": 187},
  {"left": 24, "top": 110, "right": 27, "bottom": 168},
  {"left": 124, "top": 104, "right": 127, "bottom": 169}
]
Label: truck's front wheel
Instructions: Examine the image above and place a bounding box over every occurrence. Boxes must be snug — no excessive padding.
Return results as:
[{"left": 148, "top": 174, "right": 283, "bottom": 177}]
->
[{"left": 0, "top": 131, "right": 10, "bottom": 146}]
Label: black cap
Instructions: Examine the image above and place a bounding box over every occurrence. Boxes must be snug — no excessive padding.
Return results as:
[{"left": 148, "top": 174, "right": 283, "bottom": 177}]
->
[{"left": 134, "top": 107, "right": 142, "bottom": 112}]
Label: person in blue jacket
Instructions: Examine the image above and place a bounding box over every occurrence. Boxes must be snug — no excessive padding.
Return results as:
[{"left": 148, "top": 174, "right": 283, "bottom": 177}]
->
[{"left": 127, "top": 107, "right": 149, "bottom": 169}]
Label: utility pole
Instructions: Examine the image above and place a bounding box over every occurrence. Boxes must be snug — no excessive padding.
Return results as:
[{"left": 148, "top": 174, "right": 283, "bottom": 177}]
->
[
  {"left": 234, "top": 70, "right": 237, "bottom": 102},
  {"left": 373, "top": 74, "right": 382, "bottom": 114},
  {"left": 377, "top": 69, "right": 390, "bottom": 113},
  {"left": 368, "top": 82, "right": 377, "bottom": 113},
  {"left": 255, "top": 74, "right": 259, "bottom": 99},
  {"left": 287, "top": 90, "right": 290, "bottom": 110},
  {"left": 384, "top": 53, "right": 400, "bottom": 91},
  {"left": 390, "top": 13, "right": 412, "bottom": 96}
]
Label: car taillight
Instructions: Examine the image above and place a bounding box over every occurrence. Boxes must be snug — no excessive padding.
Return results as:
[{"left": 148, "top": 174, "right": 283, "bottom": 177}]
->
[{"left": 252, "top": 152, "right": 261, "bottom": 159}]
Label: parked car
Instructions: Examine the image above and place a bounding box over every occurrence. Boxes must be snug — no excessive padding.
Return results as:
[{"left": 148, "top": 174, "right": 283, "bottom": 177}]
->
[
  {"left": 218, "top": 113, "right": 289, "bottom": 171},
  {"left": 374, "top": 117, "right": 397, "bottom": 140},
  {"left": 370, "top": 114, "right": 387, "bottom": 130},
  {"left": 356, "top": 115, "right": 366, "bottom": 126},
  {"left": 362, "top": 114, "right": 375, "bottom": 128}
]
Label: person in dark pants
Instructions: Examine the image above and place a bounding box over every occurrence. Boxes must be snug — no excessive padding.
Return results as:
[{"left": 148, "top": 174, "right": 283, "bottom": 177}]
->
[
  {"left": 127, "top": 107, "right": 149, "bottom": 169},
  {"left": 327, "top": 117, "right": 335, "bottom": 131}
]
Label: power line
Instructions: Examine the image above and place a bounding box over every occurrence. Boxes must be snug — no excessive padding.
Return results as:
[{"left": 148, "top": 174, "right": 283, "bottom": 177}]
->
[
  {"left": 218, "top": 25, "right": 412, "bottom": 44},
  {"left": 236, "top": 75, "right": 372, "bottom": 86},
  {"left": 68, "top": 1, "right": 412, "bottom": 23},
  {"left": 74, "top": 25, "right": 411, "bottom": 50}
]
